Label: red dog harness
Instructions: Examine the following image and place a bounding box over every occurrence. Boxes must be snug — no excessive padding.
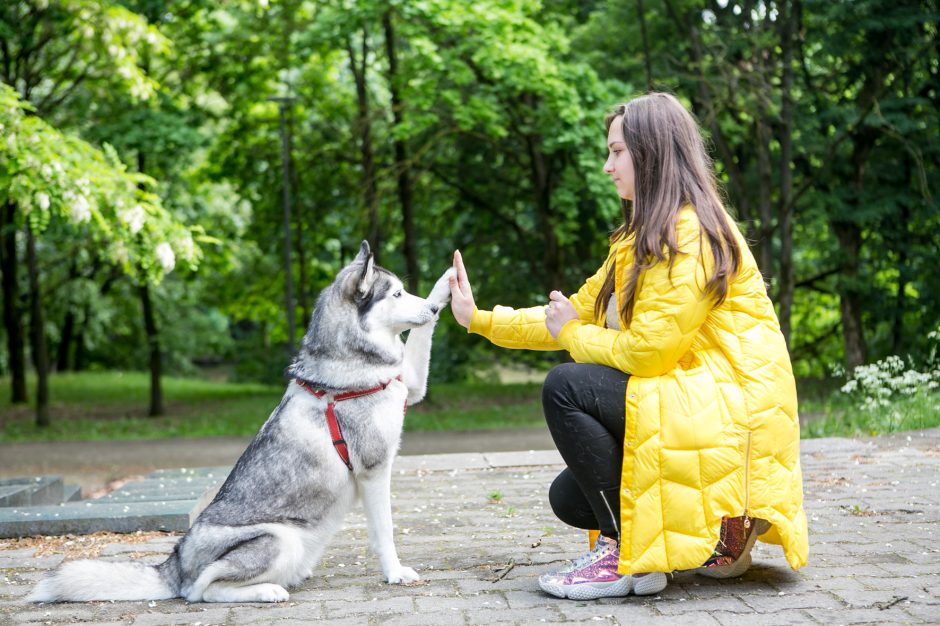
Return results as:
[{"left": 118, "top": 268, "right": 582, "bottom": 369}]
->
[{"left": 295, "top": 376, "right": 404, "bottom": 471}]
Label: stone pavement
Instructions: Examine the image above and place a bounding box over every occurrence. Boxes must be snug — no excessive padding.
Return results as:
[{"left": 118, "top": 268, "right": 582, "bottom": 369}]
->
[{"left": 1, "top": 428, "right": 939, "bottom": 625}]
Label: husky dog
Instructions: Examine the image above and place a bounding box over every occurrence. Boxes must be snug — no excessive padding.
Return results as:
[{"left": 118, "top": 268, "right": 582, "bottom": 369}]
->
[{"left": 30, "top": 241, "right": 455, "bottom": 604}]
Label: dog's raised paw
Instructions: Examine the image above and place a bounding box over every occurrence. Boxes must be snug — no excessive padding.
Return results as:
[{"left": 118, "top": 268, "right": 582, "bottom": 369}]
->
[
  {"left": 387, "top": 566, "right": 420, "bottom": 584},
  {"left": 428, "top": 267, "right": 456, "bottom": 307}
]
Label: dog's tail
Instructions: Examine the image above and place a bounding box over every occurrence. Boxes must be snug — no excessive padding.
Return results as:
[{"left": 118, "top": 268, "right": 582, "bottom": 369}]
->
[{"left": 29, "top": 559, "right": 176, "bottom": 602}]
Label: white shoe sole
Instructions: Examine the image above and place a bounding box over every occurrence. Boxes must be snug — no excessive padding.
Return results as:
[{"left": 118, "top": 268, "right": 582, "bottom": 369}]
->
[
  {"left": 538, "top": 571, "right": 667, "bottom": 600},
  {"left": 632, "top": 571, "right": 668, "bottom": 595},
  {"left": 539, "top": 574, "right": 633, "bottom": 600}
]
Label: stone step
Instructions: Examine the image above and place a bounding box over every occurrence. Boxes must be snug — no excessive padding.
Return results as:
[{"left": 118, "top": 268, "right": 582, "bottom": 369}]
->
[
  {"left": 0, "top": 500, "right": 205, "bottom": 538},
  {"left": 63, "top": 484, "right": 82, "bottom": 503},
  {"left": 0, "top": 476, "right": 64, "bottom": 507},
  {"left": 0, "top": 468, "right": 230, "bottom": 538}
]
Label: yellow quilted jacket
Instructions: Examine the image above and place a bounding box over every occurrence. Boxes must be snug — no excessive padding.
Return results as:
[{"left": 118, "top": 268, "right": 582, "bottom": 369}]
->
[{"left": 469, "top": 207, "right": 809, "bottom": 574}]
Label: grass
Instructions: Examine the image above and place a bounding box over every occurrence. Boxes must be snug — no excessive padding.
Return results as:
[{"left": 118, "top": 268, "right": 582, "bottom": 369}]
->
[
  {"left": 0, "top": 371, "right": 543, "bottom": 443},
  {"left": 2, "top": 371, "right": 938, "bottom": 443},
  {"left": 800, "top": 389, "right": 940, "bottom": 438}
]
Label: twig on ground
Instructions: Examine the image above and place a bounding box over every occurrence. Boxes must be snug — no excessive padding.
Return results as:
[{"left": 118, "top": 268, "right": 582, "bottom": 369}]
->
[{"left": 491, "top": 559, "right": 515, "bottom": 582}]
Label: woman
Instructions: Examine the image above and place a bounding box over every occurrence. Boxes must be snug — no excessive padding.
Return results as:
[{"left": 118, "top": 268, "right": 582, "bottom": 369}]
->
[{"left": 447, "top": 92, "right": 808, "bottom": 600}]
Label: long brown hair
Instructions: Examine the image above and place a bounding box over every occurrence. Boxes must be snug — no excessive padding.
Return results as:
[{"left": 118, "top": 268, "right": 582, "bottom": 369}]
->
[{"left": 594, "top": 93, "right": 742, "bottom": 325}]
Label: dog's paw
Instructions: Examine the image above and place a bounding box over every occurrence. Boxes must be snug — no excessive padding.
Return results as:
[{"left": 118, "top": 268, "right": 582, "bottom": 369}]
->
[
  {"left": 387, "top": 565, "right": 420, "bottom": 584},
  {"left": 427, "top": 267, "right": 456, "bottom": 308},
  {"left": 252, "top": 584, "right": 290, "bottom": 603}
]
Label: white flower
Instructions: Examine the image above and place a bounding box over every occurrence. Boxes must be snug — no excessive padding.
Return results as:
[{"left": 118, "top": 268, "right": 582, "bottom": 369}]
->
[
  {"left": 174, "top": 231, "right": 195, "bottom": 262},
  {"left": 111, "top": 241, "right": 129, "bottom": 265},
  {"left": 69, "top": 194, "right": 91, "bottom": 223},
  {"left": 36, "top": 192, "right": 50, "bottom": 211},
  {"left": 155, "top": 242, "right": 175, "bottom": 272},
  {"left": 121, "top": 205, "right": 146, "bottom": 234}
]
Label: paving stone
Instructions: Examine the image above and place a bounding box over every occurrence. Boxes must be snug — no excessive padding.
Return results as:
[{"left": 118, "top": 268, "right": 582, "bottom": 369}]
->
[
  {"left": 321, "top": 596, "right": 414, "bottom": 617},
  {"left": 131, "top": 607, "right": 232, "bottom": 625},
  {"left": 1, "top": 428, "right": 939, "bottom": 624},
  {"left": 803, "top": 605, "right": 917, "bottom": 624},
  {"left": 229, "top": 604, "right": 321, "bottom": 623},
  {"left": 712, "top": 611, "right": 818, "bottom": 625},
  {"left": 654, "top": 595, "right": 753, "bottom": 615},
  {"left": 13, "top": 606, "right": 98, "bottom": 623}
]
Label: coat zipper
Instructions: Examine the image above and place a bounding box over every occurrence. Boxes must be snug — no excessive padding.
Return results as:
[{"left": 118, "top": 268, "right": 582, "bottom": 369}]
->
[{"left": 743, "top": 430, "right": 752, "bottom": 529}]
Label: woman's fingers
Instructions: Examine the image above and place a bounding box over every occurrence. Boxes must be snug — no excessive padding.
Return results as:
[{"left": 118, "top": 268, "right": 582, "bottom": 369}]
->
[
  {"left": 450, "top": 250, "right": 475, "bottom": 328},
  {"left": 453, "top": 250, "right": 473, "bottom": 297}
]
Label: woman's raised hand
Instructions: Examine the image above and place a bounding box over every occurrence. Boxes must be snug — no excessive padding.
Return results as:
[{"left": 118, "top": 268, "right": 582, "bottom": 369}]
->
[{"left": 449, "top": 250, "right": 476, "bottom": 328}]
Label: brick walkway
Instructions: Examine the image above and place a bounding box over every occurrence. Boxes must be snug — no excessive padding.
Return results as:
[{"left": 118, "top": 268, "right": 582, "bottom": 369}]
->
[{"left": 2, "top": 429, "right": 939, "bottom": 625}]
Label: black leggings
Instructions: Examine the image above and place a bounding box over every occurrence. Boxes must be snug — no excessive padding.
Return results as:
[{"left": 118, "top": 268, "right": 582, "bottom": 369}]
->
[{"left": 542, "top": 363, "right": 628, "bottom": 540}]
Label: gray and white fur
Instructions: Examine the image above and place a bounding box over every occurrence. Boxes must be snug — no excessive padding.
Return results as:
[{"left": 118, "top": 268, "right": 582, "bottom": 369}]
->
[{"left": 30, "top": 241, "right": 455, "bottom": 604}]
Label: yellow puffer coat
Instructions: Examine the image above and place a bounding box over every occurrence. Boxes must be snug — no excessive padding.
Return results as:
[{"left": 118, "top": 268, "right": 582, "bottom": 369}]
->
[{"left": 469, "top": 207, "right": 808, "bottom": 574}]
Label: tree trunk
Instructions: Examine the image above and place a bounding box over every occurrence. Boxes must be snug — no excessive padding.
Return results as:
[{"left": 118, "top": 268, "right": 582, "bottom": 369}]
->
[
  {"left": 521, "top": 109, "right": 563, "bottom": 292},
  {"left": 891, "top": 149, "right": 913, "bottom": 353},
  {"left": 383, "top": 10, "right": 418, "bottom": 294},
  {"left": 834, "top": 221, "right": 866, "bottom": 372},
  {"left": 635, "top": 0, "right": 653, "bottom": 91},
  {"left": 776, "top": 0, "right": 798, "bottom": 347},
  {"left": 754, "top": 118, "right": 775, "bottom": 286},
  {"left": 56, "top": 309, "right": 75, "bottom": 371},
  {"left": 140, "top": 282, "right": 163, "bottom": 417},
  {"left": 25, "top": 223, "right": 49, "bottom": 427},
  {"left": 1, "top": 200, "right": 27, "bottom": 403},
  {"left": 138, "top": 150, "right": 163, "bottom": 416},
  {"left": 348, "top": 31, "right": 382, "bottom": 263}
]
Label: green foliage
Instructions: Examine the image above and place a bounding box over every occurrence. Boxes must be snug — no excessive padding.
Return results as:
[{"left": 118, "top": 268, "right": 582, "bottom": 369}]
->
[
  {"left": 0, "top": 84, "right": 203, "bottom": 282},
  {"left": 1, "top": 0, "right": 940, "bottom": 426}
]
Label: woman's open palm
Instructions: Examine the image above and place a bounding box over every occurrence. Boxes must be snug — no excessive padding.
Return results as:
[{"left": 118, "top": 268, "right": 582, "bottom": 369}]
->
[{"left": 449, "top": 250, "right": 476, "bottom": 328}]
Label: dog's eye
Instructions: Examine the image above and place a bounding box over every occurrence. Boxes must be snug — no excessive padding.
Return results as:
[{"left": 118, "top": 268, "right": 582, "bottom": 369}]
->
[{"left": 393, "top": 290, "right": 402, "bottom": 298}]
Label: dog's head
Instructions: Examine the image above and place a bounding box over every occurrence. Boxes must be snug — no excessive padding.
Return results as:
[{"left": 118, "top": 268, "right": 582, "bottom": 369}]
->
[{"left": 341, "top": 241, "right": 439, "bottom": 334}]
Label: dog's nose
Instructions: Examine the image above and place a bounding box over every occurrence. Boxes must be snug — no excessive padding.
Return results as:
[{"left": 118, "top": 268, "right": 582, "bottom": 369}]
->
[{"left": 429, "top": 304, "right": 440, "bottom": 314}]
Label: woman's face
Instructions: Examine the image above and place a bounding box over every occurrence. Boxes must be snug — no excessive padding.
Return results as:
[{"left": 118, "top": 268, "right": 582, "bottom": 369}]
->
[{"left": 603, "top": 115, "right": 635, "bottom": 201}]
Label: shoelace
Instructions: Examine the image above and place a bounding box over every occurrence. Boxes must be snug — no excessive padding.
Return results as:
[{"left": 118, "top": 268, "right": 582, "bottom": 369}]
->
[{"left": 568, "top": 538, "right": 616, "bottom": 571}]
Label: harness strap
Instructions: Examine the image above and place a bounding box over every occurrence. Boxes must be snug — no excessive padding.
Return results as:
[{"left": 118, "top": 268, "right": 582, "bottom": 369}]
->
[{"left": 295, "top": 376, "right": 404, "bottom": 471}]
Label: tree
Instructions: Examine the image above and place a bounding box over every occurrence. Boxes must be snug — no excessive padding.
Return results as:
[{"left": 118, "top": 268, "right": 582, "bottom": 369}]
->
[{"left": 0, "top": 85, "right": 203, "bottom": 424}]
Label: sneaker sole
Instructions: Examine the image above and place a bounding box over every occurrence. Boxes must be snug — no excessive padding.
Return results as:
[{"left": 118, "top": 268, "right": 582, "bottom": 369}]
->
[
  {"left": 539, "top": 574, "right": 633, "bottom": 600},
  {"left": 539, "top": 572, "right": 668, "bottom": 600},
  {"left": 632, "top": 571, "right": 668, "bottom": 595}
]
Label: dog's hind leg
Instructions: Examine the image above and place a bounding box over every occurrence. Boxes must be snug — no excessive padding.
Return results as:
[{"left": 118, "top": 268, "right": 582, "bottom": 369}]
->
[
  {"left": 359, "top": 466, "right": 419, "bottom": 584},
  {"left": 185, "top": 532, "right": 299, "bottom": 603},
  {"left": 201, "top": 582, "right": 289, "bottom": 603}
]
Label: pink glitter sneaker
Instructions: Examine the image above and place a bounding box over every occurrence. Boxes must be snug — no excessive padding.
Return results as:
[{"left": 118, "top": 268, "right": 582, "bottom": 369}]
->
[{"left": 538, "top": 536, "right": 667, "bottom": 600}]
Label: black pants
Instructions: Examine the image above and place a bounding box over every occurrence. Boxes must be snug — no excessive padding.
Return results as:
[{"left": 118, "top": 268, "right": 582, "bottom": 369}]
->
[{"left": 542, "top": 363, "right": 628, "bottom": 540}]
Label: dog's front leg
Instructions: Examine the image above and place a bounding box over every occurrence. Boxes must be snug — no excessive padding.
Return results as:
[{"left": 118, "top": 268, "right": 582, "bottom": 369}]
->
[
  {"left": 402, "top": 267, "right": 455, "bottom": 404},
  {"left": 359, "top": 467, "right": 419, "bottom": 584},
  {"left": 402, "top": 324, "right": 434, "bottom": 405}
]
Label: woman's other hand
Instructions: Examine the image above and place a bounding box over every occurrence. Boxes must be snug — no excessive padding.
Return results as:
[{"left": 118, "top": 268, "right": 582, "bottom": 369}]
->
[
  {"left": 449, "top": 250, "right": 476, "bottom": 328},
  {"left": 545, "top": 290, "right": 578, "bottom": 338}
]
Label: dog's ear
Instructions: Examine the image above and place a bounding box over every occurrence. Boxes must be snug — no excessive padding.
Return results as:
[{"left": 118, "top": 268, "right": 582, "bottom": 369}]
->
[
  {"left": 354, "top": 240, "right": 371, "bottom": 264},
  {"left": 356, "top": 248, "right": 375, "bottom": 296}
]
